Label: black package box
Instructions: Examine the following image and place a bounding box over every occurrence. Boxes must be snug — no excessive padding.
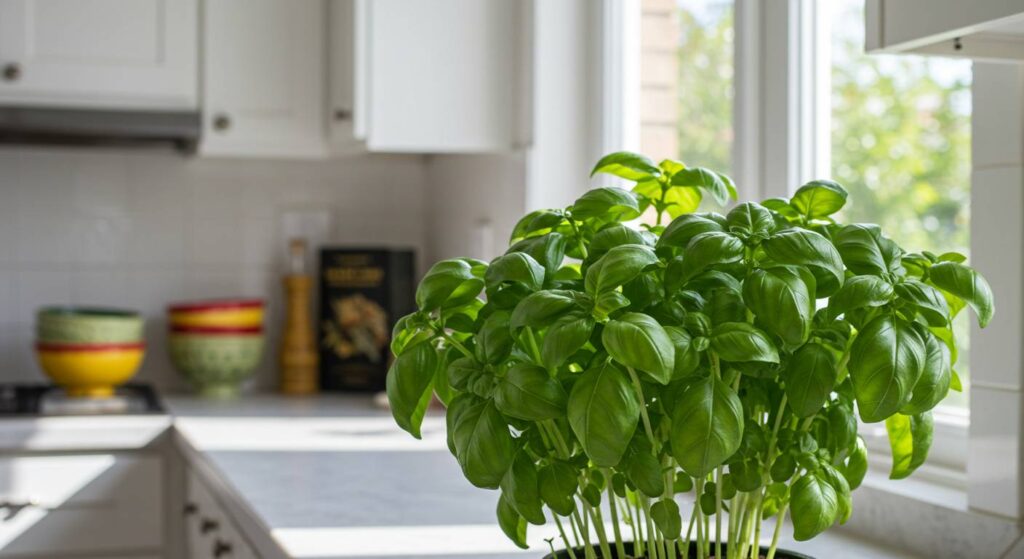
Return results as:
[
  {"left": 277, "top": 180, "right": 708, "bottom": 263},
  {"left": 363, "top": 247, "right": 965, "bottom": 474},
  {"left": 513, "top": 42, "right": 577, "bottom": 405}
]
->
[{"left": 318, "top": 249, "right": 415, "bottom": 391}]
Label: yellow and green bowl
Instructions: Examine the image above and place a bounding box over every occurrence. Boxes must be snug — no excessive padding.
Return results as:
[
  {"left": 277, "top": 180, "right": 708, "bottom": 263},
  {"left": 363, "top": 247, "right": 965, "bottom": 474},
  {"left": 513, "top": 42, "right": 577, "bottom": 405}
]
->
[{"left": 35, "top": 341, "right": 146, "bottom": 398}]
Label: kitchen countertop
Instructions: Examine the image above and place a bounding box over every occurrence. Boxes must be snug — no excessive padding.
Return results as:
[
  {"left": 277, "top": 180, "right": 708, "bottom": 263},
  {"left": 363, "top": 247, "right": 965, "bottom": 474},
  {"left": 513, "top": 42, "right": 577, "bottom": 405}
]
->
[{"left": 166, "top": 394, "right": 921, "bottom": 559}]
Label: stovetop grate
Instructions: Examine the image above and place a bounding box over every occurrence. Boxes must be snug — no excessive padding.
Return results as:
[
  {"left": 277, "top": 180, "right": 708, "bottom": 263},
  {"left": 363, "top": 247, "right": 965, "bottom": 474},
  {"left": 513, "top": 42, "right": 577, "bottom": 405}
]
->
[{"left": 0, "top": 383, "right": 165, "bottom": 416}]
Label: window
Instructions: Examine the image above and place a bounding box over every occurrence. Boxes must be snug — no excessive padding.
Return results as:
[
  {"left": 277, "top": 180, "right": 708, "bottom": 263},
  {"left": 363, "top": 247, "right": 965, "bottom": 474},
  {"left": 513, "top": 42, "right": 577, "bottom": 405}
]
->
[
  {"left": 826, "top": 0, "right": 973, "bottom": 410},
  {"left": 639, "top": 0, "right": 734, "bottom": 174}
]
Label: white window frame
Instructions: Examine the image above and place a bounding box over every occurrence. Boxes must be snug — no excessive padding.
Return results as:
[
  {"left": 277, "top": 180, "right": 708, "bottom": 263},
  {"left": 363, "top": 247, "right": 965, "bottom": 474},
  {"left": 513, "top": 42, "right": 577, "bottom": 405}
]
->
[{"left": 605, "top": 0, "right": 1020, "bottom": 520}]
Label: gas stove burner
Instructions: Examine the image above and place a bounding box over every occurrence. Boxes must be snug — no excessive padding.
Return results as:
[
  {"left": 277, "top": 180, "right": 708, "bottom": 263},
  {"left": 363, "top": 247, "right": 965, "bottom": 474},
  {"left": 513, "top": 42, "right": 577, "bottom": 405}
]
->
[{"left": 0, "top": 383, "right": 164, "bottom": 416}]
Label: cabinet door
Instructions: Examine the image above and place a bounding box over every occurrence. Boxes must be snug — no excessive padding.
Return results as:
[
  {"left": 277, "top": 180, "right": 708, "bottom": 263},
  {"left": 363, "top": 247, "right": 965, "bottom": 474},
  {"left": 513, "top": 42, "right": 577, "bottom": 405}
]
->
[
  {"left": 0, "top": 454, "right": 162, "bottom": 556},
  {"left": 201, "top": 0, "right": 326, "bottom": 158},
  {"left": 0, "top": 0, "right": 197, "bottom": 109},
  {"left": 345, "top": 0, "right": 522, "bottom": 153}
]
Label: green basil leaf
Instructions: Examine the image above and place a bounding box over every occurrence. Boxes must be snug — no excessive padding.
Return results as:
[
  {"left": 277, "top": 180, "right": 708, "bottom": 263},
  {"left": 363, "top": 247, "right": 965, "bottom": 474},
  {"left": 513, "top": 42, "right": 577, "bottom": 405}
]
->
[
  {"left": 591, "top": 151, "right": 661, "bottom": 181},
  {"left": 828, "top": 403, "right": 857, "bottom": 454},
  {"left": 390, "top": 313, "right": 435, "bottom": 356},
  {"left": 784, "top": 343, "right": 839, "bottom": 418},
  {"left": 826, "top": 275, "right": 894, "bottom": 320},
  {"left": 582, "top": 483, "right": 602, "bottom": 507},
  {"left": 385, "top": 342, "right": 438, "bottom": 438},
  {"left": 671, "top": 167, "right": 732, "bottom": 206},
  {"left": 895, "top": 280, "right": 950, "bottom": 326},
  {"left": 902, "top": 328, "right": 952, "bottom": 415},
  {"left": 790, "top": 180, "right": 848, "bottom": 219},
  {"left": 950, "top": 368, "right": 963, "bottom": 392},
  {"left": 594, "top": 290, "right": 631, "bottom": 318},
  {"left": 508, "top": 233, "right": 568, "bottom": 276},
  {"left": 834, "top": 224, "right": 903, "bottom": 276},
  {"left": 937, "top": 251, "right": 967, "bottom": 264},
  {"left": 619, "top": 435, "right": 665, "bottom": 498},
  {"left": 494, "top": 363, "right": 568, "bottom": 421},
  {"left": 790, "top": 473, "right": 839, "bottom": 541},
  {"left": 762, "top": 228, "right": 845, "bottom": 296},
  {"left": 885, "top": 411, "right": 934, "bottom": 480},
  {"left": 730, "top": 459, "right": 762, "bottom": 492},
  {"left": 763, "top": 197, "right": 800, "bottom": 220},
  {"left": 927, "top": 261, "right": 995, "bottom": 328},
  {"left": 590, "top": 224, "right": 654, "bottom": 259},
  {"left": 450, "top": 398, "right": 515, "bottom": 489},
  {"left": 726, "top": 202, "right": 775, "bottom": 236},
  {"left": 665, "top": 325, "right": 700, "bottom": 379},
  {"left": 710, "top": 322, "right": 780, "bottom": 364},
  {"left": 603, "top": 312, "right": 675, "bottom": 384},
  {"left": 433, "top": 357, "right": 454, "bottom": 406},
  {"left": 658, "top": 213, "right": 726, "bottom": 249},
  {"left": 500, "top": 451, "right": 546, "bottom": 525},
  {"left": 663, "top": 185, "right": 704, "bottom": 218},
  {"left": 510, "top": 210, "right": 565, "bottom": 243},
  {"left": 475, "top": 311, "right": 513, "bottom": 364},
  {"left": 651, "top": 498, "right": 682, "bottom": 540},
  {"left": 849, "top": 315, "right": 925, "bottom": 422},
  {"left": 842, "top": 436, "right": 869, "bottom": 490},
  {"left": 542, "top": 312, "right": 595, "bottom": 370},
  {"left": 584, "top": 244, "right": 659, "bottom": 294},
  {"left": 571, "top": 187, "right": 642, "bottom": 222},
  {"left": 510, "top": 289, "right": 585, "bottom": 330},
  {"left": 538, "top": 461, "right": 579, "bottom": 516},
  {"left": 568, "top": 361, "right": 641, "bottom": 467},
  {"left": 677, "top": 231, "right": 744, "bottom": 284},
  {"left": 447, "top": 356, "right": 483, "bottom": 391},
  {"left": 485, "top": 252, "right": 545, "bottom": 293},
  {"left": 670, "top": 376, "right": 744, "bottom": 477},
  {"left": 416, "top": 259, "right": 485, "bottom": 310},
  {"left": 707, "top": 288, "right": 747, "bottom": 326},
  {"left": 743, "top": 265, "right": 815, "bottom": 348},
  {"left": 819, "top": 463, "right": 853, "bottom": 525},
  {"left": 496, "top": 494, "right": 529, "bottom": 549}
]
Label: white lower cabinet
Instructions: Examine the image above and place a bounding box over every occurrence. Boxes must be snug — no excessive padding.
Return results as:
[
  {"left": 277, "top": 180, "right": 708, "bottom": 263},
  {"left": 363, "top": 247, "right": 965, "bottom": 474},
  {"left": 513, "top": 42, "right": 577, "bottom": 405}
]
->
[
  {"left": 0, "top": 453, "right": 162, "bottom": 557},
  {"left": 187, "top": 470, "right": 258, "bottom": 559}
]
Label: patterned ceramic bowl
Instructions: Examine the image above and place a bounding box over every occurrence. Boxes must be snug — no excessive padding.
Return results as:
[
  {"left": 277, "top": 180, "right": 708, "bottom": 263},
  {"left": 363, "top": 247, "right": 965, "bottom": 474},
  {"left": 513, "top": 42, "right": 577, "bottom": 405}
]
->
[
  {"left": 37, "top": 307, "right": 144, "bottom": 344},
  {"left": 168, "top": 329, "right": 264, "bottom": 398}
]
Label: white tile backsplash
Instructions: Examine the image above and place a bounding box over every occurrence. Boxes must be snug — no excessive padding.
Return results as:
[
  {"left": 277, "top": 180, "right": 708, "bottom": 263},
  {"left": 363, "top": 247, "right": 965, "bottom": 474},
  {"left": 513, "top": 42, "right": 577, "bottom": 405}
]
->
[{"left": 0, "top": 147, "right": 429, "bottom": 392}]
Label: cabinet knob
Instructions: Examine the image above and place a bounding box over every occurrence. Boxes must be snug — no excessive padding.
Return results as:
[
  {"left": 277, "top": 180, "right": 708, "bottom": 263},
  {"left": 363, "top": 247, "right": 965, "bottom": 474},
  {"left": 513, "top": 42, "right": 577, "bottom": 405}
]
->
[
  {"left": 333, "top": 108, "right": 352, "bottom": 121},
  {"left": 183, "top": 502, "right": 198, "bottom": 516},
  {"left": 212, "top": 113, "right": 231, "bottom": 132},
  {"left": 2, "top": 63, "right": 20, "bottom": 82},
  {"left": 200, "top": 517, "right": 220, "bottom": 534},
  {"left": 213, "top": 539, "right": 233, "bottom": 557}
]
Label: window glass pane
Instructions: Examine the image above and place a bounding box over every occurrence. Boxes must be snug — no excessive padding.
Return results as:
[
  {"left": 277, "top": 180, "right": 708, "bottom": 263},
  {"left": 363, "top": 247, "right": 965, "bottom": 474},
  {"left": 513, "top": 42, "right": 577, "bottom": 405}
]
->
[
  {"left": 640, "top": 0, "right": 734, "bottom": 176},
  {"left": 829, "top": 0, "right": 972, "bottom": 408}
]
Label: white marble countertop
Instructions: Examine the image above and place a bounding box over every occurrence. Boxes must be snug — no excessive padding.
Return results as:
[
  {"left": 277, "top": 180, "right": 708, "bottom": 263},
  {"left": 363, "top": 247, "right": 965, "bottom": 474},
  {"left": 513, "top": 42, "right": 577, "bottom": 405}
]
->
[{"left": 166, "top": 394, "right": 921, "bottom": 559}]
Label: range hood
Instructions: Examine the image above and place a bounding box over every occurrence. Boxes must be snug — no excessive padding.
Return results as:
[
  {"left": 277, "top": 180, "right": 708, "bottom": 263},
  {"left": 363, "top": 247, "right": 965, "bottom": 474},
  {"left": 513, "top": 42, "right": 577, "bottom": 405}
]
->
[{"left": 0, "top": 107, "right": 201, "bottom": 153}]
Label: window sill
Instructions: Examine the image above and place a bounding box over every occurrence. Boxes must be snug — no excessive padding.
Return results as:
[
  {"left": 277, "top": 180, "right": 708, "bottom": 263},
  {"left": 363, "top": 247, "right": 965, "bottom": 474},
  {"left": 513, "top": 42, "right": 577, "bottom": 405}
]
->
[{"left": 838, "top": 464, "right": 1021, "bottom": 557}]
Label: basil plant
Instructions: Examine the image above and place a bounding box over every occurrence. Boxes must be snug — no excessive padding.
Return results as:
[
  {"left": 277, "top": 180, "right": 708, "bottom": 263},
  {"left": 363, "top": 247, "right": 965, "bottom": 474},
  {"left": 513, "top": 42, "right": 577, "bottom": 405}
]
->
[{"left": 387, "top": 151, "right": 993, "bottom": 559}]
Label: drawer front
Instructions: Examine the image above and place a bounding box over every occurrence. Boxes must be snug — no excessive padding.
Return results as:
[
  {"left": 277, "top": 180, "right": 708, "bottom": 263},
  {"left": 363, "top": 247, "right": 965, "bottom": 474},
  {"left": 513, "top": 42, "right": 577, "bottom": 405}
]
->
[
  {"left": 187, "top": 470, "right": 258, "bottom": 559},
  {"left": 0, "top": 453, "right": 162, "bottom": 556}
]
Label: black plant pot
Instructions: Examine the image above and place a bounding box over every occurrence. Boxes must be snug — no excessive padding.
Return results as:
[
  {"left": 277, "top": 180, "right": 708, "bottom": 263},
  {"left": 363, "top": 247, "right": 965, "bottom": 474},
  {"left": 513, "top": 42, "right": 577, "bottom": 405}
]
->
[{"left": 543, "top": 540, "right": 814, "bottom": 559}]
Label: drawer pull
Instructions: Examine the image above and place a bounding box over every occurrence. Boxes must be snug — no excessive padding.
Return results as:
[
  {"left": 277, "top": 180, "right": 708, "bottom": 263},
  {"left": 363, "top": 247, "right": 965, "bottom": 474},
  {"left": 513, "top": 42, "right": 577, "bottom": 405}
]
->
[
  {"left": 0, "top": 500, "right": 40, "bottom": 521},
  {"left": 183, "top": 502, "right": 198, "bottom": 516},
  {"left": 200, "top": 517, "right": 220, "bottom": 534},
  {"left": 213, "top": 539, "right": 233, "bottom": 557},
  {"left": 2, "top": 63, "right": 20, "bottom": 82}
]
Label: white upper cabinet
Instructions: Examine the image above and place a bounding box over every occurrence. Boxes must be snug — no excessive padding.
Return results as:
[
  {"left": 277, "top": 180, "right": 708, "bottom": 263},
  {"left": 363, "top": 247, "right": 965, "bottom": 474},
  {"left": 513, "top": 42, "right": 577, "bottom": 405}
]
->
[
  {"left": 866, "top": 0, "right": 1024, "bottom": 61},
  {"left": 200, "top": 0, "right": 326, "bottom": 158},
  {"left": 0, "top": 0, "right": 198, "bottom": 110},
  {"left": 329, "top": 0, "right": 524, "bottom": 154}
]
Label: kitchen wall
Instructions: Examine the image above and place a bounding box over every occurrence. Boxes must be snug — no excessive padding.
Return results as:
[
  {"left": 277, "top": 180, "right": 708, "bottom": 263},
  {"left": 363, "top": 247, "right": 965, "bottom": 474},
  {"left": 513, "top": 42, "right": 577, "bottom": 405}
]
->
[{"left": 0, "top": 147, "right": 428, "bottom": 392}]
